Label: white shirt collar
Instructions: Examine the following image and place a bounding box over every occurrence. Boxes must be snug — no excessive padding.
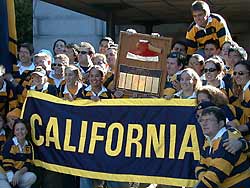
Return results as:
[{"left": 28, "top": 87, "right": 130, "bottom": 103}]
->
[
  {"left": 49, "top": 71, "right": 64, "bottom": 88},
  {"left": 12, "top": 136, "right": 28, "bottom": 153},
  {"left": 30, "top": 82, "right": 49, "bottom": 92},
  {"left": 195, "top": 15, "right": 213, "bottom": 30},
  {"left": 174, "top": 90, "right": 196, "bottom": 99},
  {"left": 0, "top": 81, "right": 7, "bottom": 92},
  {"left": 205, "top": 127, "right": 227, "bottom": 154},
  {"left": 0, "top": 129, "right": 5, "bottom": 136},
  {"left": 63, "top": 82, "right": 83, "bottom": 95},
  {"left": 17, "top": 61, "right": 35, "bottom": 75},
  {"left": 85, "top": 85, "right": 107, "bottom": 96}
]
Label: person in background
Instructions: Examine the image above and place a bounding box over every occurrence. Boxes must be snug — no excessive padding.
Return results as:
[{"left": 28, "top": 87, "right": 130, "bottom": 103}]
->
[
  {"left": 185, "top": 0, "right": 231, "bottom": 57},
  {"left": 204, "top": 39, "right": 220, "bottom": 60},
  {"left": 64, "top": 43, "right": 79, "bottom": 66},
  {"left": 170, "top": 40, "right": 187, "bottom": 55},
  {"left": 172, "top": 68, "right": 202, "bottom": 99},
  {"left": 6, "top": 108, "right": 21, "bottom": 138},
  {"left": 0, "top": 115, "right": 11, "bottom": 188},
  {"left": 60, "top": 65, "right": 86, "bottom": 101},
  {"left": 2, "top": 119, "right": 37, "bottom": 188},
  {"left": 195, "top": 106, "right": 250, "bottom": 188},
  {"left": 49, "top": 54, "right": 69, "bottom": 94},
  {"left": 163, "top": 52, "right": 187, "bottom": 98},
  {"left": 188, "top": 53, "right": 205, "bottom": 77},
  {"left": 98, "top": 37, "right": 114, "bottom": 55},
  {"left": 53, "top": 39, "right": 66, "bottom": 55},
  {"left": 0, "top": 65, "right": 18, "bottom": 117}
]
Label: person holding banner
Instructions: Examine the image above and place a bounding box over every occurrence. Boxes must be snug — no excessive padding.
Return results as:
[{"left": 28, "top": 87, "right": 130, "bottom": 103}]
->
[
  {"left": 2, "top": 119, "right": 37, "bottom": 188},
  {"left": 195, "top": 106, "right": 250, "bottom": 188}
]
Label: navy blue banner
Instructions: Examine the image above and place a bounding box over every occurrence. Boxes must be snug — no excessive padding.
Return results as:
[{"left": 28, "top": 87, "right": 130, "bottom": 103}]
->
[{"left": 22, "top": 91, "right": 204, "bottom": 186}]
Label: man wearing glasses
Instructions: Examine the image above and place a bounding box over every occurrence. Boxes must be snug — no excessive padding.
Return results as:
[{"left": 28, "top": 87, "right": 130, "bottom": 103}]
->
[{"left": 195, "top": 106, "right": 250, "bottom": 188}]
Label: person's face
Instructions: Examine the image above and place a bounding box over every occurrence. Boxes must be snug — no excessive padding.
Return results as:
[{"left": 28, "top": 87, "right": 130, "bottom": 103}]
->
[
  {"left": 0, "top": 117, "right": 4, "bottom": 130},
  {"left": 18, "top": 47, "right": 31, "bottom": 63},
  {"left": 199, "top": 113, "right": 223, "bottom": 139},
  {"left": 89, "top": 68, "right": 103, "bottom": 88},
  {"left": 180, "top": 72, "right": 195, "bottom": 92},
  {"left": 106, "top": 49, "right": 117, "bottom": 69},
  {"left": 204, "top": 44, "right": 219, "bottom": 59},
  {"left": 188, "top": 57, "right": 203, "bottom": 75},
  {"left": 220, "top": 42, "right": 231, "bottom": 60},
  {"left": 32, "top": 74, "right": 45, "bottom": 86},
  {"left": 99, "top": 41, "right": 109, "bottom": 54},
  {"left": 65, "top": 69, "right": 78, "bottom": 84},
  {"left": 204, "top": 61, "right": 219, "bottom": 82},
  {"left": 171, "top": 43, "right": 186, "bottom": 55},
  {"left": 228, "top": 51, "right": 241, "bottom": 69},
  {"left": 78, "top": 48, "right": 90, "bottom": 67},
  {"left": 14, "top": 122, "right": 28, "bottom": 142},
  {"left": 65, "top": 48, "right": 75, "bottom": 62},
  {"left": 197, "top": 92, "right": 210, "bottom": 104},
  {"left": 6, "top": 117, "right": 16, "bottom": 130},
  {"left": 233, "top": 64, "right": 250, "bottom": 87},
  {"left": 54, "top": 41, "right": 65, "bottom": 55},
  {"left": 192, "top": 10, "right": 208, "bottom": 27},
  {"left": 167, "top": 57, "right": 181, "bottom": 76},
  {"left": 92, "top": 57, "right": 105, "bottom": 66},
  {"left": 53, "top": 59, "right": 65, "bottom": 76},
  {"left": 34, "top": 56, "right": 50, "bottom": 70}
]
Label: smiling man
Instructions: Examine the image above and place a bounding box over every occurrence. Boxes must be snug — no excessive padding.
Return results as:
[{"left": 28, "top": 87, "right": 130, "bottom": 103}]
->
[
  {"left": 186, "top": 1, "right": 232, "bottom": 57},
  {"left": 195, "top": 106, "right": 250, "bottom": 188}
]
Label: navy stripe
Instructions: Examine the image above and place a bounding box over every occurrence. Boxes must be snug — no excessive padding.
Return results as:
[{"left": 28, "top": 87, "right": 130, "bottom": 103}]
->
[
  {"left": 209, "top": 166, "right": 228, "bottom": 183},
  {"left": 204, "top": 176, "right": 219, "bottom": 188},
  {"left": 186, "top": 39, "right": 197, "bottom": 48},
  {"left": 217, "top": 28, "right": 226, "bottom": 38},
  {"left": 231, "top": 160, "right": 250, "bottom": 175}
]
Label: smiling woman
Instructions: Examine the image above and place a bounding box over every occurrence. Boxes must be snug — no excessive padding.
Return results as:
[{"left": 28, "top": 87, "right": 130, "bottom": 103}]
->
[{"left": 2, "top": 119, "right": 37, "bottom": 188}]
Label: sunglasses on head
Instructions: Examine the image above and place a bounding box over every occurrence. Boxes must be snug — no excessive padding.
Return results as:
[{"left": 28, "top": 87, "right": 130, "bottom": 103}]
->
[
  {"left": 233, "top": 71, "right": 249, "bottom": 76},
  {"left": 204, "top": 68, "right": 217, "bottom": 73}
]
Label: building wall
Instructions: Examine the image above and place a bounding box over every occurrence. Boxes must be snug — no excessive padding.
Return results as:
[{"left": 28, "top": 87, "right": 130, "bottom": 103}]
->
[{"left": 33, "top": 0, "right": 106, "bottom": 53}]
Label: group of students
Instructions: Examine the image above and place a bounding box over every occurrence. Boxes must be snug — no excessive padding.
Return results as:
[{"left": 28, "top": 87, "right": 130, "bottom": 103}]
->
[{"left": 0, "top": 0, "right": 250, "bottom": 187}]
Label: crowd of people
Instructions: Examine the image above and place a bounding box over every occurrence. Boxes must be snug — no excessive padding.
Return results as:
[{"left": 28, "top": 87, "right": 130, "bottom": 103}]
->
[{"left": 0, "top": 0, "right": 250, "bottom": 187}]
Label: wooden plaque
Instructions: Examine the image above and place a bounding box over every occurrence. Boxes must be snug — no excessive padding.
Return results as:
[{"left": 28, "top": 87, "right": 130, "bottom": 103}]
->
[{"left": 115, "top": 31, "right": 172, "bottom": 97}]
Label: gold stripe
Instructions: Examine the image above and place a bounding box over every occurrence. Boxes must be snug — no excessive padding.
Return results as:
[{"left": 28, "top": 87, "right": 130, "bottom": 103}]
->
[
  {"left": 222, "top": 169, "right": 250, "bottom": 188},
  {"left": 33, "top": 160, "right": 198, "bottom": 187},
  {"left": 210, "top": 158, "right": 233, "bottom": 176},
  {"left": 6, "top": 0, "right": 17, "bottom": 57},
  {"left": 25, "top": 91, "right": 196, "bottom": 107},
  {"left": 235, "top": 153, "right": 247, "bottom": 166}
]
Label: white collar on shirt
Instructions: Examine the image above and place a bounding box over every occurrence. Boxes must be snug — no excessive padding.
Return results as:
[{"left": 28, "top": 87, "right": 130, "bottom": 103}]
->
[
  {"left": 63, "top": 82, "right": 83, "bottom": 95},
  {"left": 49, "top": 71, "right": 64, "bottom": 88},
  {"left": 12, "top": 136, "right": 28, "bottom": 153},
  {"left": 17, "top": 61, "right": 35, "bottom": 75},
  {"left": 195, "top": 16, "right": 213, "bottom": 30},
  {"left": 0, "top": 129, "right": 5, "bottom": 136},
  {"left": 85, "top": 85, "right": 107, "bottom": 97},
  {"left": 174, "top": 90, "right": 197, "bottom": 99},
  {"left": 30, "top": 82, "right": 49, "bottom": 92},
  {"left": 0, "top": 81, "right": 7, "bottom": 92},
  {"left": 205, "top": 127, "right": 227, "bottom": 154}
]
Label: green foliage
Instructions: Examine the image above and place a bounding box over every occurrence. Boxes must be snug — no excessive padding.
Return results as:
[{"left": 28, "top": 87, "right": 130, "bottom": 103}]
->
[{"left": 14, "top": 0, "right": 33, "bottom": 44}]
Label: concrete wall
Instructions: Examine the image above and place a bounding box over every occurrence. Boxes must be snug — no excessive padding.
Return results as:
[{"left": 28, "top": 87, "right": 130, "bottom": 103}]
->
[{"left": 33, "top": 0, "right": 106, "bottom": 53}]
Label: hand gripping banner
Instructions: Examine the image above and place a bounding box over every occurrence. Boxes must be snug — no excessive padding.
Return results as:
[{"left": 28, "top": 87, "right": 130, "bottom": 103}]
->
[{"left": 21, "top": 91, "right": 204, "bottom": 187}]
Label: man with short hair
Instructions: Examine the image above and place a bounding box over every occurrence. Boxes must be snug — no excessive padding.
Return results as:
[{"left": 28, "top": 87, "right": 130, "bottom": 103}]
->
[
  {"left": 195, "top": 106, "right": 250, "bottom": 188},
  {"left": 171, "top": 41, "right": 187, "bottom": 55},
  {"left": 204, "top": 39, "right": 220, "bottom": 59},
  {"left": 186, "top": 1, "right": 231, "bottom": 57},
  {"left": 163, "top": 52, "right": 186, "bottom": 97}
]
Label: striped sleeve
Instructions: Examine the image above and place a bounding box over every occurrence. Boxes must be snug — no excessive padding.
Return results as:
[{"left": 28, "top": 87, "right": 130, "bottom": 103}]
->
[
  {"left": 2, "top": 140, "right": 15, "bottom": 172},
  {"left": 185, "top": 23, "right": 198, "bottom": 56}
]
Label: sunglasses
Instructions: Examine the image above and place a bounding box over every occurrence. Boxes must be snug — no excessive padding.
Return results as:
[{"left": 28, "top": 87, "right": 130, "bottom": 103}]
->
[
  {"left": 204, "top": 68, "right": 217, "bottom": 73},
  {"left": 52, "top": 63, "right": 63, "bottom": 67},
  {"left": 233, "top": 71, "right": 249, "bottom": 76},
  {"left": 80, "top": 51, "right": 88, "bottom": 55}
]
